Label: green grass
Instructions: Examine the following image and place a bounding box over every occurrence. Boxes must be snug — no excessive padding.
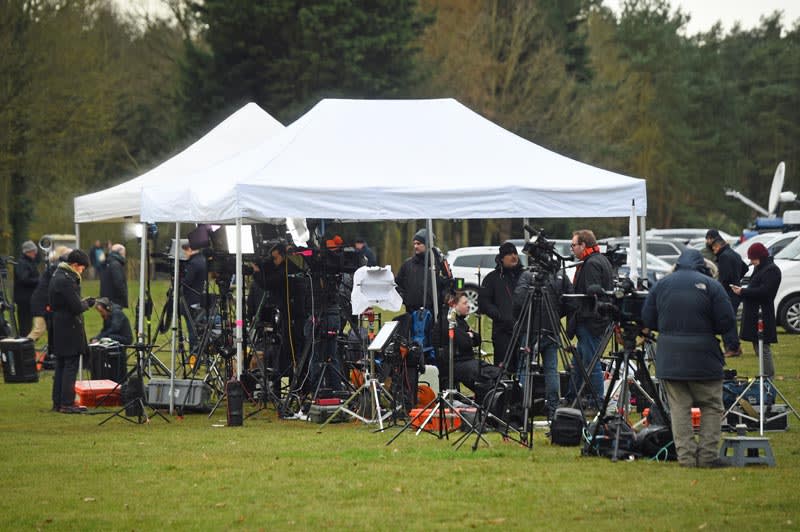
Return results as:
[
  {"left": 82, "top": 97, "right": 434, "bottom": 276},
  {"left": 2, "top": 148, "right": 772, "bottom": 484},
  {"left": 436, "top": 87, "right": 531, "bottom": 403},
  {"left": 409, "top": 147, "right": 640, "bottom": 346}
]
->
[{"left": 3, "top": 280, "right": 800, "bottom": 530}]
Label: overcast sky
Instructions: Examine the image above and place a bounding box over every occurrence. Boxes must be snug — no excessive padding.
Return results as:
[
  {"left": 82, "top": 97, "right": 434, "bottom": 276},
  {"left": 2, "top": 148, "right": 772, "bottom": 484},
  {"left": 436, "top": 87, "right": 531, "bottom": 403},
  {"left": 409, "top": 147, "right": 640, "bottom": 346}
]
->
[
  {"left": 117, "top": 0, "right": 800, "bottom": 36},
  {"left": 606, "top": 0, "right": 800, "bottom": 35}
]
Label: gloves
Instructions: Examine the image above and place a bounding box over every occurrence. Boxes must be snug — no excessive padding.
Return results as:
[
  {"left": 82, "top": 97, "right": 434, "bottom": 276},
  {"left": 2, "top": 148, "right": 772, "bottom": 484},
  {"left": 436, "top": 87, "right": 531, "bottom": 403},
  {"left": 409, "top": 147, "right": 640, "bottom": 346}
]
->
[{"left": 85, "top": 297, "right": 96, "bottom": 308}]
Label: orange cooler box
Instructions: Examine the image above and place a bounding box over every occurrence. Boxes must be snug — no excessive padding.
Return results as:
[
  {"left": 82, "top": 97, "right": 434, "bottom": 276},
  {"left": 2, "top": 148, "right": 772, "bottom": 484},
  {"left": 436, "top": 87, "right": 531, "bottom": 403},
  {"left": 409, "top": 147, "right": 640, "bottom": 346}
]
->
[
  {"left": 408, "top": 408, "right": 462, "bottom": 431},
  {"left": 75, "top": 379, "right": 122, "bottom": 407}
]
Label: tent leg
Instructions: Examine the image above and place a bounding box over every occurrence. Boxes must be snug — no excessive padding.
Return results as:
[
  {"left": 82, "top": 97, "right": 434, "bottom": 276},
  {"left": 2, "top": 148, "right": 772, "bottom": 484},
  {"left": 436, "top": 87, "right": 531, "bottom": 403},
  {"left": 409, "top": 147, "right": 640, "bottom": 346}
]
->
[
  {"left": 235, "top": 218, "right": 243, "bottom": 380},
  {"left": 639, "top": 216, "right": 647, "bottom": 283},
  {"left": 138, "top": 223, "right": 147, "bottom": 342},
  {"left": 169, "top": 222, "right": 180, "bottom": 415}
]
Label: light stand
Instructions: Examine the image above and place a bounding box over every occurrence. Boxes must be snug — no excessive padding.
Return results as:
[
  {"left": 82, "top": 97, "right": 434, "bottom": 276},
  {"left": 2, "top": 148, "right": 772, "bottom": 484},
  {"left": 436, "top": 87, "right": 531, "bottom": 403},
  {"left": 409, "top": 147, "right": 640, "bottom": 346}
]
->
[
  {"left": 722, "top": 309, "right": 799, "bottom": 433},
  {"left": 99, "top": 343, "right": 170, "bottom": 425},
  {"left": 318, "top": 320, "right": 398, "bottom": 430}
]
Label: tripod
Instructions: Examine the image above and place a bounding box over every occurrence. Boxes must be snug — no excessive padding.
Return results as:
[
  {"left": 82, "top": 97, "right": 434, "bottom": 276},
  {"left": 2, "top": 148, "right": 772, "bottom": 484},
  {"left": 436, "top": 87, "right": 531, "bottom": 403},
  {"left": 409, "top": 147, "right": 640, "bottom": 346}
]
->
[
  {"left": 722, "top": 309, "right": 799, "bottom": 434},
  {"left": 319, "top": 319, "right": 397, "bottom": 431},
  {"left": 465, "top": 267, "right": 578, "bottom": 449},
  {"left": 582, "top": 323, "right": 666, "bottom": 461},
  {"left": 387, "top": 310, "right": 488, "bottom": 446},
  {"left": 99, "top": 343, "right": 170, "bottom": 425}
]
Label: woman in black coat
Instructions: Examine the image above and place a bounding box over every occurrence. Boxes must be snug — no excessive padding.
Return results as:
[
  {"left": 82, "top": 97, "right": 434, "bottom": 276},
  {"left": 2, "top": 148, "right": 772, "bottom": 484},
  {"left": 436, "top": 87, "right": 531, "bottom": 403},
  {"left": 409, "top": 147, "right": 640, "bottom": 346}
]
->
[
  {"left": 48, "top": 250, "right": 93, "bottom": 413},
  {"left": 731, "top": 243, "right": 781, "bottom": 377}
]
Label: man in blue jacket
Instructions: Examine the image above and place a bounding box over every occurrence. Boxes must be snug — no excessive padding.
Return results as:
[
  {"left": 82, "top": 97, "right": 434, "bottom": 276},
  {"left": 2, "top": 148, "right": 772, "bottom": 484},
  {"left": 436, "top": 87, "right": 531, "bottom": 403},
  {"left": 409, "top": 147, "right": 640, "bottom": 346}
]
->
[{"left": 642, "top": 248, "right": 735, "bottom": 468}]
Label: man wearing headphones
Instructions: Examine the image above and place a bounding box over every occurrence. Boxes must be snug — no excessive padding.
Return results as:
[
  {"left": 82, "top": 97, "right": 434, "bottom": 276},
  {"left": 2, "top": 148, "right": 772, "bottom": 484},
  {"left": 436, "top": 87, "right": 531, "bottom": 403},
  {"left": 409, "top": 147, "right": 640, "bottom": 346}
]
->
[{"left": 478, "top": 242, "right": 523, "bottom": 370}]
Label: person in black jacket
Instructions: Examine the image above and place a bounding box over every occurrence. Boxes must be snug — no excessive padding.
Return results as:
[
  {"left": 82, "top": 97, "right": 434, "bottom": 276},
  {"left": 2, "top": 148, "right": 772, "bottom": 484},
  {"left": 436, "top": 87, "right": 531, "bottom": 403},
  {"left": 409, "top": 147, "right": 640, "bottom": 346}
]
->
[
  {"left": 446, "top": 293, "right": 502, "bottom": 402},
  {"left": 49, "top": 250, "right": 94, "bottom": 414},
  {"left": 354, "top": 238, "right": 378, "bottom": 267},
  {"left": 708, "top": 230, "right": 748, "bottom": 357},
  {"left": 514, "top": 267, "right": 575, "bottom": 419},
  {"left": 181, "top": 243, "right": 208, "bottom": 353},
  {"left": 28, "top": 246, "right": 71, "bottom": 344},
  {"left": 14, "top": 240, "right": 40, "bottom": 336},
  {"left": 642, "top": 248, "right": 735, "bottom": 468},
  {"left": 252, "top": 243, "right": 305, "bottom": 390},
  {"left": 478, "top": 242, "right": 524, "bottom": 369},
  {"left": 567, "top": 229, "right": 613, "bottom": 409},
  {"left": 731, "top": 243, "right": 780, "bottom": 377},
  {"left": 395, "top": 229, "right": 450, "bottom": 312},
  {"left": 91, "top": 297, "right": 133, "bottom": 345},
  {"left": 99, "top": 243, "right": 128, "bottom": 308}
]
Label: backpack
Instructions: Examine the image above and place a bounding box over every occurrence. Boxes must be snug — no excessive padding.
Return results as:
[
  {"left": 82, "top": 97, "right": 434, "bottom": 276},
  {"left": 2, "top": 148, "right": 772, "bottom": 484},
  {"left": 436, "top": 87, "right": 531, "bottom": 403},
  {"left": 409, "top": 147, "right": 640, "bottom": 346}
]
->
[{"left": 410, "top": 309, "right": 435, "bottom": 365}]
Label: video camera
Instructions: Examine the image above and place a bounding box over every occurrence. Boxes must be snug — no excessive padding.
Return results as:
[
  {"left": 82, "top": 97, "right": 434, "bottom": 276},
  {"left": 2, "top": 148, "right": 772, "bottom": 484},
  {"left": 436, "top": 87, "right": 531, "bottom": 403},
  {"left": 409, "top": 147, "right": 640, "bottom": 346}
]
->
[
  {"left": 592, "top": 278, "right": 648, "bottom": 326},
  {"left": 522, "top": 227, "right": 563, "bottom": 274}
]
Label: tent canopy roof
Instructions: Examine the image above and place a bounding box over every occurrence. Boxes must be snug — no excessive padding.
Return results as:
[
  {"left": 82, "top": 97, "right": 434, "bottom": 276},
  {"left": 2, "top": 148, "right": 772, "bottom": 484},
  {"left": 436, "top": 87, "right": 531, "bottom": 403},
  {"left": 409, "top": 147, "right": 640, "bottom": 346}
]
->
[
  {"left": 73, "top": 102, "right": 284, "bottom": 223},
  {"left": 138, "top": 98, "right": 647, "bottom": 223}
]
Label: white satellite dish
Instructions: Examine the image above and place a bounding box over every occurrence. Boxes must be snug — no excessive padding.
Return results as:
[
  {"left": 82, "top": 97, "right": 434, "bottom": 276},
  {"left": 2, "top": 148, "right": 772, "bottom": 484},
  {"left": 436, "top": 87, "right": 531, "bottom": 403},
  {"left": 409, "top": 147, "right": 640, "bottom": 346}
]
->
[
  {"left": 768, "top": 162, "right": 786, "bottom": 215},
  {"left": 725, "top": 161, "right": 793, "bottom": 218}
]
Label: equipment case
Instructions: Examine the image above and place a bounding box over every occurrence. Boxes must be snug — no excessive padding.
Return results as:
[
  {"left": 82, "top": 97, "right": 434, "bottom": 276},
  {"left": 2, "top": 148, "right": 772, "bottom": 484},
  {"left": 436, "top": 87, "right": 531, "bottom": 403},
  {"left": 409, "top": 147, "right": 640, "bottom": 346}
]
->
[
  {"left": 147, "top": 378, "right": 212, "bottom": 412},
  {"left": 1, "top": 338, "right": 38, "bottom": 383}
]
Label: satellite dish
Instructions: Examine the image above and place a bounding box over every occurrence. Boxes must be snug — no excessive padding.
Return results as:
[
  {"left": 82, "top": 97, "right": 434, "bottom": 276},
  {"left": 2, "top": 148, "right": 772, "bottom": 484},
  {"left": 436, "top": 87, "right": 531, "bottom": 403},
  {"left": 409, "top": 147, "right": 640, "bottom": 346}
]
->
[{"left": 768, "top": 162, "right": 786, "bottom": 215}]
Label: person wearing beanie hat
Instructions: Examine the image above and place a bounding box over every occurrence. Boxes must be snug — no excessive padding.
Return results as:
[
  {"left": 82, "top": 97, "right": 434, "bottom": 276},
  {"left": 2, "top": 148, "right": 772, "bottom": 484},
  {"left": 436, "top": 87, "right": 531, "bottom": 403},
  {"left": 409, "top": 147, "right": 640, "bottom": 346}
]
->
[
  {"left": 709, "top": 236, "right": 748, "bottom": 357},
  {"left": 14, "top": 240, "right": 41, "bottom": 336},
  {"left": 49, "top": 248, "right": 94, "bottom": 413},
  {"left": 395, "top": 228, "right": 449, "bottom": 313},
  {"left": 731, "top": 242, "right": 780, "bottom": 376},
  {"left": 478, "top": 241, "right": 523, "bottom": 367},
  {"left": 413, "top": 228, "right": 427, "bottom": 246}
]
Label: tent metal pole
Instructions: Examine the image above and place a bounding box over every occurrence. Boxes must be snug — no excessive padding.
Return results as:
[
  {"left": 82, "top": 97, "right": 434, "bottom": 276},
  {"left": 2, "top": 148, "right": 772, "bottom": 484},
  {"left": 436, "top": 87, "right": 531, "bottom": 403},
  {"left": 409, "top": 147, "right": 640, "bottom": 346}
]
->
[
  {"left": 169, "top": 222, "right": 180, "bottom": 415},
  {"left": 235, "top": 218, "right": 243, "bottom": 380},
  {"left": 74, "top": 223, "right": 80, "bottom": 250},
  {"left": 639, "top": 216, "right": 648, "bottom": 283},
  {"left": 138, "top": 223, "right": 147, "bottom": 342},
  {"left": 427, "top": 218, "right": 438, "bottom": 322},
  {"left": 523, "top": 218, "right": 530, "bottom": 241}
]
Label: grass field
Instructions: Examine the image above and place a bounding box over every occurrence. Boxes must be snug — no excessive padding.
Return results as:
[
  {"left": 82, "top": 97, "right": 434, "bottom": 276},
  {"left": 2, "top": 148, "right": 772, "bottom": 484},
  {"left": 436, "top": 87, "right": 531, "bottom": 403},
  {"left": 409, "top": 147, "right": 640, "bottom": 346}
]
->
[{"left": 1, "top": 280, "right": 799, "bottom": 530}]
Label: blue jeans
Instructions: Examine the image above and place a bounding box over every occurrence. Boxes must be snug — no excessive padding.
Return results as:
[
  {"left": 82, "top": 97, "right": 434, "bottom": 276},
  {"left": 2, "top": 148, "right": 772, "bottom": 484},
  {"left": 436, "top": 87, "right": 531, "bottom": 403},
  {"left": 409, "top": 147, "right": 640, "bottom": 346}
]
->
[
  {"left": 518, "top": 336, "right": 560, "bottom": 416},
  {"left": 568, "top": 324, "right": 605, "bottom": 408}
]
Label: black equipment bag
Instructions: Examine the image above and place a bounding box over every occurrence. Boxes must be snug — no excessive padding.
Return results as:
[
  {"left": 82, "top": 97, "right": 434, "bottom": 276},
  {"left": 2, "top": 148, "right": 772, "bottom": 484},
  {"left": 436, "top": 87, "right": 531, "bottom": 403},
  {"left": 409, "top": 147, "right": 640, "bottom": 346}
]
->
[
  {"left": 550, "top": 407, "right": 584, "bottom": 446},
  {"left": 586, "top": 418, "right": 638, "bottom": 458},
  {"left": 226, "top": 379, "right": 244, "bottom": 427},
  {"left": 0, "top": 338, "right": 38, "bottom": 383},
  {"left": 88, "top": 342, "right": 127, "bottom": 383},
  {"left": 635, "top": 425, "right": 677, "bottom": 460}
]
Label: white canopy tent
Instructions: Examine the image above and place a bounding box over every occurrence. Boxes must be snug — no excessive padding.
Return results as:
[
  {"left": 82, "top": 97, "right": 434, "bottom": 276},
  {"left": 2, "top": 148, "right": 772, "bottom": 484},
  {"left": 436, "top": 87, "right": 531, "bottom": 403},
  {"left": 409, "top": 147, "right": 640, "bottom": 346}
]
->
[
  {"left": 139, "top": 98, "right": 649, "bottom": 382},
  {"left": 71, "top": 102, "right": 285, "bottom": 414},
  {"left": 141, "top": 98, "right": 647, "bottom": 223},
  {"left": 74, "top": 102, "right": 285, "bottom": 223}
]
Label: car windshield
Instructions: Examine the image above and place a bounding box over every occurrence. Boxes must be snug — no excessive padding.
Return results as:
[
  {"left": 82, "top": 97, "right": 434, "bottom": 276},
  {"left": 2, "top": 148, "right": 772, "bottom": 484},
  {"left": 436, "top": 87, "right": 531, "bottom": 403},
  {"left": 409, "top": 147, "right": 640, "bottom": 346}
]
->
[{"left": 774, "top": 236, "right": 800, "bottom": 260}]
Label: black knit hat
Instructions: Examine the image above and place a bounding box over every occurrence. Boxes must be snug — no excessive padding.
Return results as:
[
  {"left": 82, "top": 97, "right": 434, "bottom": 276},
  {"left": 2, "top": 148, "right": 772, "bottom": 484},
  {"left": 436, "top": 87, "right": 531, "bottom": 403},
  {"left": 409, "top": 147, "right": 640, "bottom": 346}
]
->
[
  {"left": 66, "top": 249, "right": 90, "bottom": 268},
  {"left": 413, "top": 228, "right": 428, "bottom": 245},
  {"left": 498, "top": 242, "right": 518, "bottom": 258},
  {"left": 706, "top": 229, "right": 721, "bottom": 240}
]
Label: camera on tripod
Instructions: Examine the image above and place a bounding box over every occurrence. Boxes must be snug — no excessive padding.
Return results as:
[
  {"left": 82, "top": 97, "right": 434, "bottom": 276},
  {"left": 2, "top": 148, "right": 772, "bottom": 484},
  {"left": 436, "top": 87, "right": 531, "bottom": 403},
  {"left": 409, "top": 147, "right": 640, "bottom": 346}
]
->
[
  {"left": 593, "top": 278, "right": 648, "bottom": 326},
  {"left": 522, "top": 228, "right": 561, "bottom": 273}
]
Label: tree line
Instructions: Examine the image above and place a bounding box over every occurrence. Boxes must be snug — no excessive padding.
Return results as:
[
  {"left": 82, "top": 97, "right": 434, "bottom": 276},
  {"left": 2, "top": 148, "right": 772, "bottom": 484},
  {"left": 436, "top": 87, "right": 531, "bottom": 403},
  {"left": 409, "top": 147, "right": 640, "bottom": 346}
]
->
[{"left": 0, "top": 0, "right": 798, "bottom": 270}]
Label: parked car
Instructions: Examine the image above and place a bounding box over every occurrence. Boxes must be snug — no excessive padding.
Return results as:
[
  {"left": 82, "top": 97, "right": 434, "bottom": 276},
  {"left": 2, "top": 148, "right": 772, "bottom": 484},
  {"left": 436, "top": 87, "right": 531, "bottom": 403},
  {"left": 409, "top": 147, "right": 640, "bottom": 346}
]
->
[
  {"left": 646, "top": 228, "right": 737, "bottom": 245},
  {"left": 759, "top": 237, "right": 800, "bottom": 333},
  {"left": 446, "top": 246, "right": 528, "bottom": 313},
  {"left": 733, "top": 231, "right": 800, "bottom": 261},
  {"left": 601, "top": 236, "right": 687, "bottom": 265}
]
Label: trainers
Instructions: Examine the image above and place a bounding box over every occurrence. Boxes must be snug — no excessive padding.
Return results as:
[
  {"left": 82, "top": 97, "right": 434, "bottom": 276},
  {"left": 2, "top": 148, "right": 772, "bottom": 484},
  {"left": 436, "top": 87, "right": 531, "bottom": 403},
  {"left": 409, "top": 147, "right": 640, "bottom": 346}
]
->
[{"left": 724, "top": 348, "right": 742, "bottom": 358}]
